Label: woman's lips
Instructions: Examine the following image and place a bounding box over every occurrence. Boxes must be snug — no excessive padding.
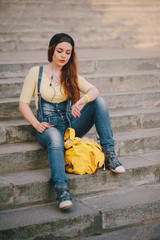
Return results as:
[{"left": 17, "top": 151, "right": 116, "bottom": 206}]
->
[{"left": 60, "top": 60, "right": 65, "bottom": 63}]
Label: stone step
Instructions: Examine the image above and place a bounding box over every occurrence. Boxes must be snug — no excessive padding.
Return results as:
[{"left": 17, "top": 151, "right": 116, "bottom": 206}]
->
[
  {"left": 1, "top": 0, "right": 160, "bottom": 7},
  {"left": 0, "top": 124, "right": 160, "bottom": 172},
  {"left": 1, "top": 107, "right": 160, "bottom": 145},
  {"left": 1, "top": 48, "right": 160, "bottom": 64},
  {"left": 1, "top": 54, "right": 160, "bottom": 77},
  {"left": 101, "top": 89, "right": 160, "bottom": 110},
  {"left": 0, "top": 97, "right": 35, "bottom": 120},
  {"left": 1, "top": 34, "right": 159, "bottom": 52},
  {"left": 0, "top": 2, "right": 159, "bottom": 21},
  {"left": 0, "top": 182, "right": 160, "bottom": 239},
  {"left": 1, "top": 89, "right": 160, "bottom": 119},
  {"left": 114, "top": 127, "right": 160, "bottom": 156},
  {"left": 0, "top": 78, "right": 22, "bottom": 99},
  {"left": 91, "top": 0, "right": 160, "bottom": 6},
  {"left": 1, "top": 28, "right": 159, "bottom": 40},
  {"left": 85, "top": 70, "right": 160, "bottom": 93},
  {"left": 79, "top": 221, "right": 160, "bottom": 240},
  {"left": 2, "top": 37, "right": 160, "bottom": 51},
  {"left": 4, "top": 17, "right": 159, "bottom": 32},
  {"left": 0, "top": 119, "right": 36, "bottom": 145},
  {"left": 0, "top": 0, "right": 160, "bottom": 50},
  {"left": 0, "top": 151, "right": 160, "bottom": 210},
  {"left": 1, "top": 19, "right": 160, "bottom": 34},
  {"left": 1, "top": 0, "right": 160, "bottom": 17},
  {"left": 1, "top": 126, "right": 160, "bottom": 174},
  {"left": 0, "top": 142, "right": 48, "bottom": 174},
  {"left": 1, "top": 70, "right": 160, "bottom": 98},
  {"left": 1, "top": 7, "right": 159, "bottom": 20},
  {"left": 1, "top": 24, "right": 160, "bottom": 50},
  {"left": 1, "top": 16, "right": 159, "bottom": 37},
  {"left": 0, "top": 124, "right": 160, "bottom": 174}
]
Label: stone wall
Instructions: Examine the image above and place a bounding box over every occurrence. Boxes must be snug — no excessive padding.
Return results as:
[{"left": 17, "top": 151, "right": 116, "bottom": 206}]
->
[{"left": 0, "top": 0, "right": 160, "bottom": 51}]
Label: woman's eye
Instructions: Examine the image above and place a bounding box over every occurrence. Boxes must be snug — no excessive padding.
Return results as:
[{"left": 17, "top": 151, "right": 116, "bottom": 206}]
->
[{"left": 56, "top": 50, "right": 71, "bottom": 55}]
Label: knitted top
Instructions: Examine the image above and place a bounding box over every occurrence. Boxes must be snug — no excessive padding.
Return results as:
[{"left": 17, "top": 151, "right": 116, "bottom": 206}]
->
[{"left": 20, "top": 66, "right": 94, "bottom": 109}]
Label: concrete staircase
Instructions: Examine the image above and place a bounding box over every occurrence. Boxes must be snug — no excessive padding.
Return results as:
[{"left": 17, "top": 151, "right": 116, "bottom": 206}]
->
[
  {"left": 0, "top": 48, "right": 160, "bottom": 239},
  {"left": 1, "top": 0, "right": 160, "bottom": 51}
]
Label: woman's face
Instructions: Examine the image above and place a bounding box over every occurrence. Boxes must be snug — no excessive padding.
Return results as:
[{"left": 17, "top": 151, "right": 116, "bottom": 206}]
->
[{"left": 52, "top": 42, "right": 72, "bottom": 67}]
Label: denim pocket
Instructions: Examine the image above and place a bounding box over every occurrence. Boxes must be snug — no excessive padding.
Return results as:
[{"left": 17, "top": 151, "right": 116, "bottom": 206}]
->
[
  {"left": 44, "top": 114, "right": 68, "bottom": 127},
  {"left": 43, "top": 116, "right": 59, "bottom": 127}
]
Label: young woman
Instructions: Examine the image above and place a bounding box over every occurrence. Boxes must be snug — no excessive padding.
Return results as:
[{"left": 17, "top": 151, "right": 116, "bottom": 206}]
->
[{"left": 19, "top": 33, "right": 125, "bottom": 211}]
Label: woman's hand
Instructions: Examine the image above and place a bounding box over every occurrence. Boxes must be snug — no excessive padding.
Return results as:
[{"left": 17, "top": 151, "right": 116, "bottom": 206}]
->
[
  {"left": 72, "top": 97, "right": 87, "bottom": 118},
  {"left": 71, "top": 87, "right": 100, "bottom": 118},
  {"left": 36, "top": 122, "right": 51, "bottom": 133},
  {"left": 19, "top": 102, "right": 51, "bottom": 133}
]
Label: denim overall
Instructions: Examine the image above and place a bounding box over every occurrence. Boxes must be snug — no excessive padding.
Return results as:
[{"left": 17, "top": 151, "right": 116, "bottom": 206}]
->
[
  {"left": 36, "top": 66, "right": 71, "bottom": 188},
  {"left": 36, "top": 66, "right": 115, "bottom": 188}
]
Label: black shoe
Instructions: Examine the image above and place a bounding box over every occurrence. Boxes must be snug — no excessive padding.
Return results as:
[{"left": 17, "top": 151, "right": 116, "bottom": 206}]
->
[
  {"left": 55, "top": 185, "right": 73, "bottom": 210},
  {"left": 105, "top": 151, "right": 125, "bottom": 174}
]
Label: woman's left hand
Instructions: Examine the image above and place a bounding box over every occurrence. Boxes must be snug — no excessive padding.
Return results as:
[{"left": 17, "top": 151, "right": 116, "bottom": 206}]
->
[
  {"left": 71, "top": 87, "right": 100, "bottom": 118},
  {"left": 71, "top": 97, "right": 87, "bottom": 118}
]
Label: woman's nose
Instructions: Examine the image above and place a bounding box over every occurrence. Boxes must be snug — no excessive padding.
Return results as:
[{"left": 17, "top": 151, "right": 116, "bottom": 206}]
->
[{"left": 61, "top": 52, "right": 66, "bottom": 58}]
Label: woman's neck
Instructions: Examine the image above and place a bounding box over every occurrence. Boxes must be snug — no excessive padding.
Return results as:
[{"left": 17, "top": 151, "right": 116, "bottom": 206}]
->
[{"left": 50, "top": 62, "right": 61, "bottom": 74}]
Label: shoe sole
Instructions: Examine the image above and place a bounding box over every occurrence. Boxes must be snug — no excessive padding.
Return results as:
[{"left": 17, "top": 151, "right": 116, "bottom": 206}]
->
[
  {"left": 59, "top": 203, "right": 73, "bottom": 210},
  {"left": 105, "top": 162, "right": 125, "bottom": 174},
  {"left": 110, "top": 168, "right": 125, "bottom": 174}
]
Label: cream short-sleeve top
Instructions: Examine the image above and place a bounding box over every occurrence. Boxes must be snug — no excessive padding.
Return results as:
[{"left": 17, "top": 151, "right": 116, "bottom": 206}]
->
[{"left": 19, "top": 66, "right": 94, "bottom": 109}]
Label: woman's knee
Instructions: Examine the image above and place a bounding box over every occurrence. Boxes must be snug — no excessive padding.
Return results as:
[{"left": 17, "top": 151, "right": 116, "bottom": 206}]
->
[
  {"left": 44, "top": 128, "right": 64, "bottom": 150},
  {"left": 94, "top": 96, "right": 108, "bottom": 110}
]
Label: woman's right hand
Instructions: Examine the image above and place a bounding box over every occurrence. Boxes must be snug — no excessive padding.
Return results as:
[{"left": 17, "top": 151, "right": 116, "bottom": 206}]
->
[
  {"left": 19, "top": 102, "right": 51, "bottom": 133},
  {"left": 36, "top": 122, "right": 51, "bottom": 133}
]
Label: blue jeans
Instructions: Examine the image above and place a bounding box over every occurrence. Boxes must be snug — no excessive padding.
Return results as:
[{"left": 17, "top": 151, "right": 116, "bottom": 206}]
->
[{"left": 36, "top": 96, "right": 114, "bottom": 188}]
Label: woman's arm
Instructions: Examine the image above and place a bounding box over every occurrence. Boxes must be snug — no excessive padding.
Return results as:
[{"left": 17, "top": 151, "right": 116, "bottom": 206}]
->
[
  {"left": 82, "top": 86, "right": 100, "bottom": 102},
  {"left": 71, "top": 86, "right": 100, "bottom": 118},
  {"left": 19, "top": 101, "right": 51, "bottom": 133}
]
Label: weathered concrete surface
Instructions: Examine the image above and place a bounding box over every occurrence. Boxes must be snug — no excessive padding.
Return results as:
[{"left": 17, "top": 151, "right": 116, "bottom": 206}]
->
[
  {"left": 0, "top": 48, "right": 160, "bottom": 239},
  {"left": 0, "top": 98, "right": 36, "bottom": 119},
  {"left": 1, "top": 89, "right": 160, "bottom": 119},
  {"left": 78, "top": 221, "right": 160, "bottom": 240},
  {"left": 0, "top": 120, "right": 36, "bottom": 144},
  {"left": 115, "top": 127, "right": 160, "bottom": 156},
  {"left": 85, "top": 71, "right": 160, "bottom": 93},
  {"left": 0, "top": 127, "right": 160, "bottom": 174},
  {"left": 1, "top": 55, "right": 160, "bottom": 78},
  {"left": 1, "top": 107, "right": 160, "bottom": 145},
  {"left": 0, "top": 183, "right": 160, "bottom": 240},
  {"left": 0, "top": 142, "right": 48, "bottom": 174},
  {"left": 80, "top": 183, "right": 160, "bottom": 230},
  {"left": 0, "top": 48, "right": 160, "bottom": 64},
  {"left": 0, "top": 151, "right": 160, "bottom": 210},
  {"left": 0, "top": 200, "right": 102, "bottom": 240},
  {"left": 0, "top": 0, "right": 160, "bottom": 51},
  {"left": 1, "top": 70, "right": 160, "bottom": 98}
]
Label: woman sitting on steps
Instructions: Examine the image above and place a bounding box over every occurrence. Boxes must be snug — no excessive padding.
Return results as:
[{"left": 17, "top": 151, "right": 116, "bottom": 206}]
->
[{"left": 19, "top": 33, "right": 125, "bottom": 211}]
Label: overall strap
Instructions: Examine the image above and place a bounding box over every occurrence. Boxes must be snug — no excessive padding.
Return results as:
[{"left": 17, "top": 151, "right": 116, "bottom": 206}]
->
[
  {"left": 37, "top": 66, "right": 43, "bottom": 122},
  {"left": 37, "top": 66, "right": 43, "bottom": 97},
  {"left": 66, "top": 98, "right": 71, "bottom": 128}
]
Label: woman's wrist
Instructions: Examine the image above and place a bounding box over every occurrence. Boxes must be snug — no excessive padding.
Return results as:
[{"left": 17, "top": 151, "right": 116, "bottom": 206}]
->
[
  {"left": 81, "top": 94, "right": 89, "bottom": 103},
  {"left": 32, "top": 119, "right": 40, "bottom": 131}
]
